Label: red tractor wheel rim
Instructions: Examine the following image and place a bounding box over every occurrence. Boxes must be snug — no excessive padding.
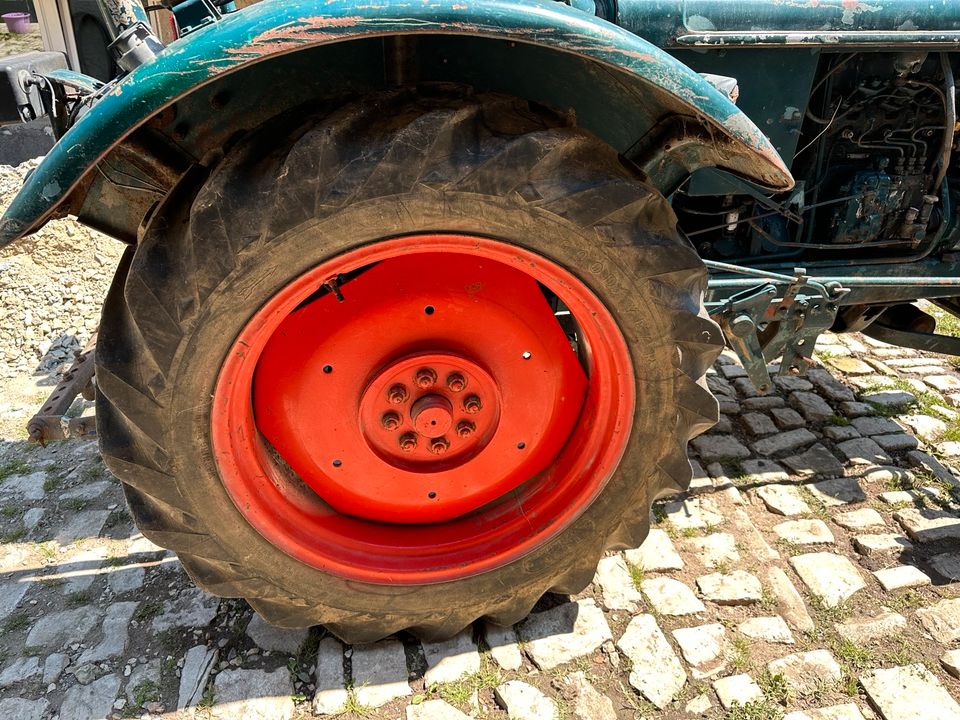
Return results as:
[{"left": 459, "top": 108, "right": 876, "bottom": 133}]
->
[{"left": 211, "top": 234, "right": 635, "bottom": 584}]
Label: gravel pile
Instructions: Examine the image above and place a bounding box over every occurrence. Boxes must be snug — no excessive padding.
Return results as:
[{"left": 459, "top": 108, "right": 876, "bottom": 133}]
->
[{"left": 0, "top": 160, "right": 123, "bottom": 378}]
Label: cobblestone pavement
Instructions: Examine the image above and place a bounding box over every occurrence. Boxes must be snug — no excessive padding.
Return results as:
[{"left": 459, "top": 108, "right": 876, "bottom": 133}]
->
[{"left": 2, "top": 327, "right": 960, "bottom": 720}]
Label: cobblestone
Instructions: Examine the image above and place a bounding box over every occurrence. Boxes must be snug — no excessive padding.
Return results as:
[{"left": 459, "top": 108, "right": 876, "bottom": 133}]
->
[
  {"left": 860, "top": 665, "right": 960, "bottom": 720},
  {"left": 790, "top": 552, "right": 866, "bottom": 607},
  {"left": 0, "top": 242, "right": 957, "bottom": 720},
  {"left": 617, "top": 614, "right": 686, "bottom": 708}
]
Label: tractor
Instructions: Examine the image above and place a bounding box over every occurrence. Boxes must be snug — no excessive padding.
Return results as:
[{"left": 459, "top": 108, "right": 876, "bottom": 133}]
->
[{"left": 2, "top": 0, "right": 960, "bottom": 643}]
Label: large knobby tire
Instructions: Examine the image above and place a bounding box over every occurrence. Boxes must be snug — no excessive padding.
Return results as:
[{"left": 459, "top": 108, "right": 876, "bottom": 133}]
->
[{"left": 96, "top": 86, "right": 723, "bottom": 643}]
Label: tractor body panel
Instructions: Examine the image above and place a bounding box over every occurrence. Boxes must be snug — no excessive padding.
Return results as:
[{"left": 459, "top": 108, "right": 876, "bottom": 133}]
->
[{"left": 0, "top": 0, "right": 791, "bottom": 247}]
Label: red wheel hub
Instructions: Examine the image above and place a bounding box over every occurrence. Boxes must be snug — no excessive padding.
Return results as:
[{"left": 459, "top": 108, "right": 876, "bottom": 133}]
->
[
  {"left": 211, "top": 235, "right": 634, "bottom": 583},
  {"left": 358, "top": 353, "right": 501, "bottom": 472}
]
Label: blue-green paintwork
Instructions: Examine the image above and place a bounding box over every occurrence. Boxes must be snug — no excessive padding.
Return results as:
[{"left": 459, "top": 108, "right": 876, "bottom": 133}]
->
[
  {"left": 619, "top": 0, "right": 960, "bottom": 48},
  {"left": 0, "top": 0, "right": 791, "bottom": 246}
]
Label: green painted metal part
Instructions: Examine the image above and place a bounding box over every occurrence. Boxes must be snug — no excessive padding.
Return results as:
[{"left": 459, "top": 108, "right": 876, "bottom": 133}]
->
[
  {"left": 618, "top": 0, "right": 960, "bottom": 48},
  {"left": 0, "top": 0, "right": 792, "bottom": 247}
]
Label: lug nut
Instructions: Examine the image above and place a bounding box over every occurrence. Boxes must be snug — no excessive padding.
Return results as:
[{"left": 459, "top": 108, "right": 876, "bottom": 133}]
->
[
  {"left": 456, "top": 421, "right": 475, "bottom": 438},
  {"left": 463, "top": 395, "right": 482, "bottom": 414},
  {"left": 446, "top": 373, "right": 466, "bottom": 392},
  {"left": 430, "top": 436, "right": 450, "bottom": 455},
  {"left": 415, "top": 368, "right": 437, "bottom": 388},
  {"left": 399, "top": 433, "right": 418, "bottom": 452},
  {"left": 381, "top": 412, "right": 401, "bottom": 431},
  {"left": 388, "top": 384, "right": 409, "bottom": 404}
]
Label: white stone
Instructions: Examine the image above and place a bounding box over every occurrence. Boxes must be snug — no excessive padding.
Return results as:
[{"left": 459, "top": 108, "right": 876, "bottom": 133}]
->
[
  {"left": 54, "top": 509, "right": 110, "bottom": 544},
  {"left": 833, "top": 508, "right": 885, "bottom": 531},
  {"left": 312, "top": 637, "right": 348, "bottom": 716},
  {"left": 0, "top": 578, "right": 30, "bottom": 621},
  {"left": 784, "top": 704, "right": 867, "bottom": 720},
  {"left": 79, "top": 601, "right": 137, "bottom": 664},
  {"left": 807, "top": 476, "right": 867, "bottom": 507},
  {"left": 737, "top": 616, "right": 795, "bottom": 645},
  {"left": 931, "top": 552, "right": 960, "bottom": 581},
  {"left": 58, "top": 546, "right": 109, "bottom": 593},
  {"left": 406, "top": 700, "right": 471, "bottom": 720},
  {"left": 494, "top": 681, "right": 556, "bottom": 720},
  {"left": 107, "top": 565, "right": 144, "bottom": 594},
  {"left": 25, "top": 606, "right": 101, "bottom": 650},
  {"left": 685, "top": 694, "right": 713, "bottom": 715},
  {"left": 662, "top": 497, "right": 724, "bottom": 530},
  {"left": 756, "top": 485, "right": 811, "bottom": 516},
  {"left": 556, "top": 671, "right": 616, "bottom": 720},
  {"left": 246, "top": 614, "right": 307, "bottom": 654},
  {"left": 941, "top": 649, "right": 960, "bottom": 680},
  {"left": 152, "top": 586, "right": 219, "bottom": 632},
  {"left": 685, "top": 533, "right": 740, "bottom": 569},
  {"left": 623, "top": 528, "right": 683, "bottom": 571},
  {"left": 593, "top": 555, "right": 642, "bottom": 611},
  {"left": 640, "top": 577, "right": 706, "bottom": 616},
  {"left": 836, "top": 438, "right": 893, "bottom": 466},
  {"left": 873, "top": 565, "right": 931, "bottom": 591},
  {"left": 860, "top": 664, "right": 960, "bottom": 720},
  {"left": 784, "top": 444, "right": 845, "bottom": 479},
  {"left": 742, "top": 459, "right": 789, "bottom": 482},
  {"left": 43, "top": 653, "right": 70, "bottom": 685},
  {"left": 351, "top": 639, "right": 411, "bottom": 708},
  {"left": 521, "top": 599, "right": 612, "bottom": 670},
  {"left": 916, "top": 598, "right": 960, "bottom": 644},
  {"left": 672, "top": 623, "right": 727, "bottom": 678},
  {"left": 836, "top": 610, "right": 907, "bottom": 644},
  {"left": 774, "top": 519, "right": 835, "bottom": 545},
  {"left": 695, "top": 570, "right": 762, "bottom": 605},
  {"left": 0, "top": 699, "right": 48, "bottom": 720},
  {"left": 178, "top": 645, "right": 218, "bottom": 710},
  {"left": 712, "top": 674, "right": 763, "bottom": 710},
  {"left": 616, "top": 614, "right": 686, "bottom": 709},
  {"left": 211, "top": 668, "right": 296, "bottom": 720},
  {"left": 691, "top": 434, "right": 751, "bottom": 462},
  {"left": 789, "top": 393, "right": 834, "bottom": 423},
  {"left": 767, "top": 650, "right": 842, "bottom": 695},
  {"left": 752, "top": 428, "right": 818, "bottom": 457},
  {"left": 850, "top": 416, "right": 902, "bottom": 436},
  {"left": 895, "top": 507, "right": 960, "bottom": 542},
  {"left": 767, "top": 567, "right": 815, "bottom": 632},
  {"left": 423, "top": 629, "right": 481, "bottom": 687},
  {"left": 860, "top": 390, "right": 916, "bottom": 409},
  {"left": 0, "top": 472, "right": 46, "bottom": 500},
  {"left": 852, "top": 533, "right": 912, "bottom": 556},
  {"left": 60, "top": 673, "right": 122, "bottom": 720},
  {"left": 0, "top": 656, "right": 40, "bottom": 688},
  {"left": 484, "top": 623, "right": 523, "bottom": 671},
  {"left": 790, "top": 553, "right": 865, "bottom": 607},
  {"left": 22, "top": 508, "right": 44, "bottom": 530}
]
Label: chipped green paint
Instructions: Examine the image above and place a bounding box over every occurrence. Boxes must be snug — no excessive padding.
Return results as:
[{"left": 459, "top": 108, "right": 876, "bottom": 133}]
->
[
  {"left": 0, "top": 0, "right": 790, "bottom": 246},
  {"left": 620, "top": 0, "right": 960, "bottom": 48}
]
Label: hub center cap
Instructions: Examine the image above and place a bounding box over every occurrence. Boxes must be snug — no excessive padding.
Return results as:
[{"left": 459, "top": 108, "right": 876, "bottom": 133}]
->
[
  {"left": 411, "top": 394, "right": 453, "bottom": 437},
  {"left": 358, "top": 352, "right": 501, "bottom": 470}
]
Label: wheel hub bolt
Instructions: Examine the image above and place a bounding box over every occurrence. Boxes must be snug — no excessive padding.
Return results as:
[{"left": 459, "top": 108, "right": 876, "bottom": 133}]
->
[
  {"left": 388, "top": 384, "right": 409, "bottom": 404},
  {"left": 456, "top": 421, "right": 475, "bottom": 438},
  {"left": 415, "top": 368, "right": 438, "bottom": 389},
  {"left": 463, "top": 395, "right": 482, "bottom": 414},
  {"left": 381, "top": 412, "right": 401, "bottom": 431},
  {"left": 446, "top": 373, "right": 466, "bottom": 392},
  {"left": 399, "top": 433, "right": 418, "bottom": 452},
  {"left": 430, "top": 436, "right": 450, "bottom": 455}
]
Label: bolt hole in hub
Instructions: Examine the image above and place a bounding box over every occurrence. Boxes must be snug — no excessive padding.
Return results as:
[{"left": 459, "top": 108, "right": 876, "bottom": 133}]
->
[{"left": 212, "top": 235, "right": 634, "bottom": 583}]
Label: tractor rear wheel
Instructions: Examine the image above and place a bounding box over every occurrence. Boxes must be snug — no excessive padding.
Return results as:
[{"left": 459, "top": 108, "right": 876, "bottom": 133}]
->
[{"left": 96, "top": 87, "right": 723, "bottom": 642}]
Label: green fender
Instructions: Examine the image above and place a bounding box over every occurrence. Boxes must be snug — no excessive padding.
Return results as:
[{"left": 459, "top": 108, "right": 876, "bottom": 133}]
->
[{"left": 0, "top": 0, "right": 792, "bottom": 246}]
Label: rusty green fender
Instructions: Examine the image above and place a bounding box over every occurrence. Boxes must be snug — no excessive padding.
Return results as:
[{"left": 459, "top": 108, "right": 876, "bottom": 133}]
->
[{"left": 0, "top": 0, "right": 792, "bottom": 246}]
